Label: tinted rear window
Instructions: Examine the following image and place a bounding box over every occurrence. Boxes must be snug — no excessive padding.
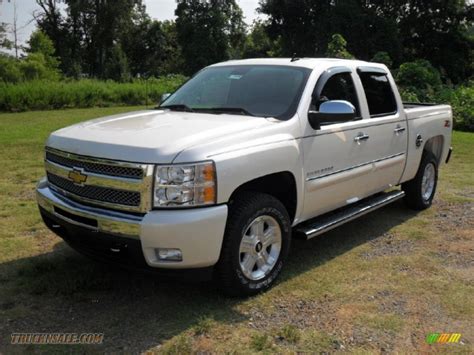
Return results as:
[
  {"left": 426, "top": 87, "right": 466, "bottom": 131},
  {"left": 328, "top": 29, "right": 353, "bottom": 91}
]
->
[{"left": 359, "top": 73, "right": 397, "bottom": 117}]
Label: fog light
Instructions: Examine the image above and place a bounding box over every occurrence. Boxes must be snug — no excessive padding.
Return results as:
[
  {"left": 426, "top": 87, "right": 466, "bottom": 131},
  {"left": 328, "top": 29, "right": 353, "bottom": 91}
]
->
[{"left": 156, "top": 248, "right": 183, "bottom": 262}]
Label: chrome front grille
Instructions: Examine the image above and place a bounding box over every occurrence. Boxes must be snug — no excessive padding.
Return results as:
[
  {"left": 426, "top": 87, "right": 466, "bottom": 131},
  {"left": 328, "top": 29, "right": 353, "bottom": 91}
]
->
[
  {"left": 46, "top": 151, "right": 143, "bottom": 179},
  {"left": 47, "top": 173, "right": 141, "bottom": 207},
  {"left": 44, "top": 147, "right": 154, "bottom": 213}
]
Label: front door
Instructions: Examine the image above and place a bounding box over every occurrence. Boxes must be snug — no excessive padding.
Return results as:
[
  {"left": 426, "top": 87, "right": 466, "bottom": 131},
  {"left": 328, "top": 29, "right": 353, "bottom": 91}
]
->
[{"left": 301, "top": 67, "right": 407, "bottom": 221}]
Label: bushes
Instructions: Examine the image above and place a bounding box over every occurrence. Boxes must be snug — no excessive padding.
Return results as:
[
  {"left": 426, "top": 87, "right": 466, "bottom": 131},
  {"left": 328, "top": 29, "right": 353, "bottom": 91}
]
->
[
  {"left": 399, "top": 81, "right": 474, "bottom": 132},
  {"left": 396, "top": 60, "right": 442, "bottom": 101},
  {"left": 0, "top": 76, "right": 186, "bottom": 112},
  {"left": 396, "top": 60, "right": 473, "bottom": 132},
  {"left": 435, "top": 83, "right": 474, "bottom": 131}
]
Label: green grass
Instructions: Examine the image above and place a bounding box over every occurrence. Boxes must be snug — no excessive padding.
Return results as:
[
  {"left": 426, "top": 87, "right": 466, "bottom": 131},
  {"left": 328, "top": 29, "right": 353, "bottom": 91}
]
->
[
  {"left": 0, "top": 77, "right": 186, "bottom": 112},
  {"left": 0, "top": 107, "right": 472, "bottom": 353}
]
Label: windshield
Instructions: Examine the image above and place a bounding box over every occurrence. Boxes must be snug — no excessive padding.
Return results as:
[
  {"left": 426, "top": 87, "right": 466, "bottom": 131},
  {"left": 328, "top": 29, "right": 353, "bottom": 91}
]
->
[{"left": 160, "top": 65, "right": 312, "bottom": 120}]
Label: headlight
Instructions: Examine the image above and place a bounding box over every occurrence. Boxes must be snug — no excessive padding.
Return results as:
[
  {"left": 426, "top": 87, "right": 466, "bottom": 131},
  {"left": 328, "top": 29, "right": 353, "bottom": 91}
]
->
[{"left": 153, "top": 161, "right": 216, "bottom": 208}]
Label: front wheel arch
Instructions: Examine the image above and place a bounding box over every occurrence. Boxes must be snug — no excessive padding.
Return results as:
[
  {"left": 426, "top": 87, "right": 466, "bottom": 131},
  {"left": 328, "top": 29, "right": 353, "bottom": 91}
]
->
[{"left": 227, "top": 171, "right": 298, "bottom": 224}]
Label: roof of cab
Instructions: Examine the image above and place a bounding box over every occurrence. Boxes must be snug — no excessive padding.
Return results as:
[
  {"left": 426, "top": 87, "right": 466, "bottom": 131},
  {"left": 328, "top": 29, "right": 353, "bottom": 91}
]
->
[{"left": 209, "top": 58, "right": 386, "bottom": 71}]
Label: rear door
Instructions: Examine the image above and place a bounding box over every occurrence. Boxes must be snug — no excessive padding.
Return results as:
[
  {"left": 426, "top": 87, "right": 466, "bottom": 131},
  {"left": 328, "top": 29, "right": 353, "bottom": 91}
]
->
[{"left": 355, "top": 67, "right": 408, "bottom": 191}]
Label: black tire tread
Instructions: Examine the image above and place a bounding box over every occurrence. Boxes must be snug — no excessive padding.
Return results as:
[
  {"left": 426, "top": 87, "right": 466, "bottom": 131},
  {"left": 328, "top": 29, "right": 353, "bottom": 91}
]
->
[
  {"left": 215, "top": 192, "right": 291, "bottom": 297},
  {"left": 402, "top": 151, "right": 438, "bottom": 210}
]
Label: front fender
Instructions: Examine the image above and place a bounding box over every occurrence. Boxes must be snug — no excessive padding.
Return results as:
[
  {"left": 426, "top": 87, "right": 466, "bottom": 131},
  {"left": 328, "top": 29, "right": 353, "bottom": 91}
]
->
[{"left": 210, "top": 139, "right": 305, "bottom": 224}]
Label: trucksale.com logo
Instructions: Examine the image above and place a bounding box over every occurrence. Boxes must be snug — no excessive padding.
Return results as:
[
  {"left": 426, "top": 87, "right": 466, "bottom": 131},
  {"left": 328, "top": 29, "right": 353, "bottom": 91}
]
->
[
  {"left": 11, "top": 333, "right": 104, "bottom": 345},
  {"left": 426, "top": 333, "right": 462, "bottom": 344}
]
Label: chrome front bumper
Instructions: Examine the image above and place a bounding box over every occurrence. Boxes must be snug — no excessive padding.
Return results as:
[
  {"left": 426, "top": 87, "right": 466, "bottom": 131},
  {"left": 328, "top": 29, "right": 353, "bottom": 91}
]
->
[
  {"left": 37, "top": 178, "right": 142, "bottom": 238},
  {"left": 37, "top": 177, "right": 229, "bottom": 269}
]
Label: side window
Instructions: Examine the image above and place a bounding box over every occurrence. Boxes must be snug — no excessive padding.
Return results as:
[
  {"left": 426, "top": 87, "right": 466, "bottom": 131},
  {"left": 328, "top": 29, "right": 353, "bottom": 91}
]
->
[
  {"left": 359, "top": 73, "right": 397, "bottom": 117},
  {"left": 317, "top": 72, "right": 360, "bottom": 118}
]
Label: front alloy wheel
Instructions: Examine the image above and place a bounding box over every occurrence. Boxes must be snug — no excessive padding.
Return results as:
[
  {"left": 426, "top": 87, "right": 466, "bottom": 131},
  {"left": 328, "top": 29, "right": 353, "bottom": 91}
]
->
[
  {"left": 239, "top": 215, "right": 282, "bottom": 281},
  {"left": 215, "top": 192, "right": 291, "bottom": 297}
]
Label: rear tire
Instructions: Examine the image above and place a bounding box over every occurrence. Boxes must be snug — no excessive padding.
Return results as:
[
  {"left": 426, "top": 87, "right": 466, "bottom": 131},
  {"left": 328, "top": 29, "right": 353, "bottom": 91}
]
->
[
  {"left": 215, "top": 192, "right": 291, "bottom": 297},
  {"left": 402, "top": 151, "right": 438, "bottom": 210}
]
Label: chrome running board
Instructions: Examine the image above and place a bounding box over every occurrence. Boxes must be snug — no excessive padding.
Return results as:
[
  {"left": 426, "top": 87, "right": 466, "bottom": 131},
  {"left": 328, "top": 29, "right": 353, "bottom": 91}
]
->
[{"left": 295, "top": 190, "right": 405, "bottom": 240}]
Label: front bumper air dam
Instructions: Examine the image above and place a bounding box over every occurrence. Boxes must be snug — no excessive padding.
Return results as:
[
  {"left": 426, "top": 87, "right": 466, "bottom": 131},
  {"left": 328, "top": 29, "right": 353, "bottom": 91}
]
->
[{"left": 36, "top": 178, "right": 228, "bottom": 275}]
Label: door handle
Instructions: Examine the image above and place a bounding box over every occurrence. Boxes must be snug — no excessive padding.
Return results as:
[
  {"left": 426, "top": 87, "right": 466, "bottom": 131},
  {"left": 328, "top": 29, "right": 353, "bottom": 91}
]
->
[
  {"left": 394, "top": 127, "right": 406, "bottom": 134},
  {"left": 354, "top": 133, "right": 370, "bottom": 144}
]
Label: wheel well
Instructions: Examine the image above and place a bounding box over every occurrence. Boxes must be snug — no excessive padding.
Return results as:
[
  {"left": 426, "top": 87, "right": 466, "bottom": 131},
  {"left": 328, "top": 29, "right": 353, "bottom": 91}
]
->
[
  {"left": 229, "top": 172, "right": 297, "bottom": 223},
  {"left": 424, "top": 135, "right": 444, "bottom": 165}
]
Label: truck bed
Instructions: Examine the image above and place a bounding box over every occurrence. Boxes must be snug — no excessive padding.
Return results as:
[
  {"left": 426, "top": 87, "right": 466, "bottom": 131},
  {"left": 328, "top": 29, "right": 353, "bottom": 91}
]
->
[
  {"left": 403, "top": 102, "right": 438, "bottom": 109},
  {"left": 403, "top": 102, "right": 452, "bottom": 121}
]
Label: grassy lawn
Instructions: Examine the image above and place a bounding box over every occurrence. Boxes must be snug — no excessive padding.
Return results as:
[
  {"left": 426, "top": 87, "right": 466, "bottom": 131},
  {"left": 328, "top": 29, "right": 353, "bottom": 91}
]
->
[{"left": 0, "top": 107, "right": 472, "bottom": 353}]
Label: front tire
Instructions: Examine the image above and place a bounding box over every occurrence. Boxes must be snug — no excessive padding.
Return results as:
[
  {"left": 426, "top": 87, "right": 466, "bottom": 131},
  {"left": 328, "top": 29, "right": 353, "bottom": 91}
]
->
[
  {"left": 402, "top": 151, "right": 438, "bottom": 210},
  {"left": 215, "top": 192, "right": 291, "bottom": 297}
]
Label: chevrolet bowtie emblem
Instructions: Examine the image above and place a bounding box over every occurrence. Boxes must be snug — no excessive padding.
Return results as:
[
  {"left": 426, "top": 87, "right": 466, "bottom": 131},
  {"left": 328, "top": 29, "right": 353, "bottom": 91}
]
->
[{"left": 68, "top": 168, "right": 88, "bottom": 185}]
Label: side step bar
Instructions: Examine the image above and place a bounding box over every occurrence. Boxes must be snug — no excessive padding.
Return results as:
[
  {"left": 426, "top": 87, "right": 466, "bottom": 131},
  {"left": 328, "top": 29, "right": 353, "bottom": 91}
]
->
[{"left": 295, "top": 190, "right": 405, "bottom": 240}]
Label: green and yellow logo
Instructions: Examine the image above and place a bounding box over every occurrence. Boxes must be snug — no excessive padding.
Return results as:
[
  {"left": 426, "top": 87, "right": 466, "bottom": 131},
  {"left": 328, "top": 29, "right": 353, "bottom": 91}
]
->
[{"left": 426, "top": 333, "right": 462, "bottom": 344}]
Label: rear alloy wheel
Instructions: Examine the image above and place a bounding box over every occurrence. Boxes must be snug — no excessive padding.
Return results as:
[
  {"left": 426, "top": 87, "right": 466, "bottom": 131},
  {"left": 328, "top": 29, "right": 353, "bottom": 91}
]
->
[
  {"left": 402, "top": 151, "right": 438, "bottom": 210},
  {"left": 215, "top": 192, "right": 291, "bottom": 297}
]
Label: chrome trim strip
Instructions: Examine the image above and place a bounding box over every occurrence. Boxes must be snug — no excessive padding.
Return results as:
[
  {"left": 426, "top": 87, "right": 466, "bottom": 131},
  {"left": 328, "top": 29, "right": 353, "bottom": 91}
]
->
[
  {"left": 48, "top": 184, "right": 143, "bottom": 213},
  {"left": 45, "top": 160, "right": 144, "bottom": 192},
  {"left": 44, "top": 147, "right": 155, "bottom": 213},
  {"left": 37, "top": 178, "right": 141, "bottom": 238},
  {"left": 45, "top": 146, "right": 150, "bottom": 169},
  {"left": 306, "top": 152, "right": 405, "bottom": 182},
  {"left": 300, "top": 119, "right": 407, "bottom": 138},
  {"left": 298, "top": 190, "right": 405, "bottom": 239}
]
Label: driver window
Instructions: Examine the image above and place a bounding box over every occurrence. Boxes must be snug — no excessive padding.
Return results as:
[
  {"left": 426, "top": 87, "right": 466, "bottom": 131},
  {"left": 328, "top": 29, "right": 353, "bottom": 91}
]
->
[{"left": 315, "top": 73, "right": 361, "bottom": 119}]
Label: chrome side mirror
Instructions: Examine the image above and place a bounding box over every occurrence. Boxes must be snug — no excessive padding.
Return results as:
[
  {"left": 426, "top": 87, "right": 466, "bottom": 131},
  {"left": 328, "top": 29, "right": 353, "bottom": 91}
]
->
[{"left": 308, "top": 100, "right": 356, "bottom": 130}]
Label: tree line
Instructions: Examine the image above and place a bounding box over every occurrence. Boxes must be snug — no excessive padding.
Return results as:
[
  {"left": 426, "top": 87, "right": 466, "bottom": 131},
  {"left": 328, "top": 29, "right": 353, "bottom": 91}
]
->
[{"left": 0, "top": 0, "right": 471, "bottom": 84}]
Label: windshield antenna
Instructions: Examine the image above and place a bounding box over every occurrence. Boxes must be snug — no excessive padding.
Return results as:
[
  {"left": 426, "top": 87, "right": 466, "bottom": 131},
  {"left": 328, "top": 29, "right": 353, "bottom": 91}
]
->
[{"left": 291, "top": 53, "right": 300, "bottom": 62}]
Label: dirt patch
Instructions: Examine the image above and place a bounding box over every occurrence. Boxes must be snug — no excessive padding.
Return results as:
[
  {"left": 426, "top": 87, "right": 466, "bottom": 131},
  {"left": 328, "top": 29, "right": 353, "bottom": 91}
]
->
[
  {"left": 435, "top": 249, "right": 474, "bottom": 269},
  {"left": 366, "top": 290, "right": 408, "bottom": 316},
  {"left": 360, "top": 233, "right": 415, "bottom": 260},
  {"left": 434, "top": 200, "right": 474, "bottom": 236},
  {"left": 245, "top": 296, "right": 338, "bottom": 331}
]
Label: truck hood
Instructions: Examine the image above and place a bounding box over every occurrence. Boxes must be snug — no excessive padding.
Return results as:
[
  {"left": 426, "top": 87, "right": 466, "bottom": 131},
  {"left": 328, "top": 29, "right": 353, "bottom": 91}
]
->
[{"left": 47, "top": 110, "right": 274, "bottom": 163}]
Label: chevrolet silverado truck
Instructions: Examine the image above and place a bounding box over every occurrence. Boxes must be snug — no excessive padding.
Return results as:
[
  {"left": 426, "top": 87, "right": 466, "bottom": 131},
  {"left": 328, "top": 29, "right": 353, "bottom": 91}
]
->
[{"left": 37, "top": 58, "right": 453, "bottom": 296}]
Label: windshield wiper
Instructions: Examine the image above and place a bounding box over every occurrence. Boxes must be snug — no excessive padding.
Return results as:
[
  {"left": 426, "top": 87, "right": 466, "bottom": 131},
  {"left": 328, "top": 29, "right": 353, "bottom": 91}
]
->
[
  {"left": 197, "top": 107, "right": 255, "bottom": 117},
  {"left": 160, "top": 104, "right": 194, "bottom": 112}
]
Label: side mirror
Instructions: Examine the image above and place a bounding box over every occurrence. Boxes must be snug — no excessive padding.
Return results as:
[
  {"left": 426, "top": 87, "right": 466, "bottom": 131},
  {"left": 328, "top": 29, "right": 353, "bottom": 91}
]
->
[
  {"left": 308, "top": 100, "right": 356, "bottom": 130},
  {"left": 160, "top": 93, "right": 171, "bottom": 104}
]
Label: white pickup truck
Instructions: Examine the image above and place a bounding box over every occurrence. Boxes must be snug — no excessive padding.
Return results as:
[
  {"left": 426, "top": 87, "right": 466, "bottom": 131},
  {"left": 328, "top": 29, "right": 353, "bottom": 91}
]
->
[{"left": 37, "top": 58, "right": 453, "bottom": 296}]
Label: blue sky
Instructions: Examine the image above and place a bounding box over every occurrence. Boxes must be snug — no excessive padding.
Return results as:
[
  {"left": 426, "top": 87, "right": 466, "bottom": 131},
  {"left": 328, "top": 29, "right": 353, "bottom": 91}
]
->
[{"left": 0, "top": 0, "right": 262, "bottom": 49}]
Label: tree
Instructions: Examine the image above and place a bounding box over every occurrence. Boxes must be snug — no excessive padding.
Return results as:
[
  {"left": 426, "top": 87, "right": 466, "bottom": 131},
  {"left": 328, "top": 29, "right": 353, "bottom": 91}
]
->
[
  {"left": 361, "top": 0, "right": 474, "bottom": 83},
  {"left": 121, "top": 6, "right": 182, "bottom": 78},
  {"left": 26, "top": 30, "right": 60, "bottom": 69},
  {"left": 19, "top": 52, "right": 60, "bottom": 81},
  {"left": 371, "top": 51, "right": 393, "bottom": 68},
  {"left": 175, "top": 0, "right": 246, "bottom": 75},
  {"left": 258, "top": 0, "right": 402, "bottom": 62},
  {"left": 243, "top": 20, "right": 281, "bottom": 58},
  {"left": 0, "top": 22, "right": 13, "bottom": 51},
  {"left": 103, "top": 43, "right": 130, "bottom": 82},
  {"left": 258, "top": 0, "right": 333, "bottom": 57},
  {"left": 36, "top": 0, "right": 143, "bottom": 79},
  {"left": 0, "top": 54, "right": 21, "bottom": 82},
  {"left": 396, "top": 60, "right": 442, "bottom": 101},
  {"left": 326, "top": 33, "right": 353, "bottom": 59}
]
